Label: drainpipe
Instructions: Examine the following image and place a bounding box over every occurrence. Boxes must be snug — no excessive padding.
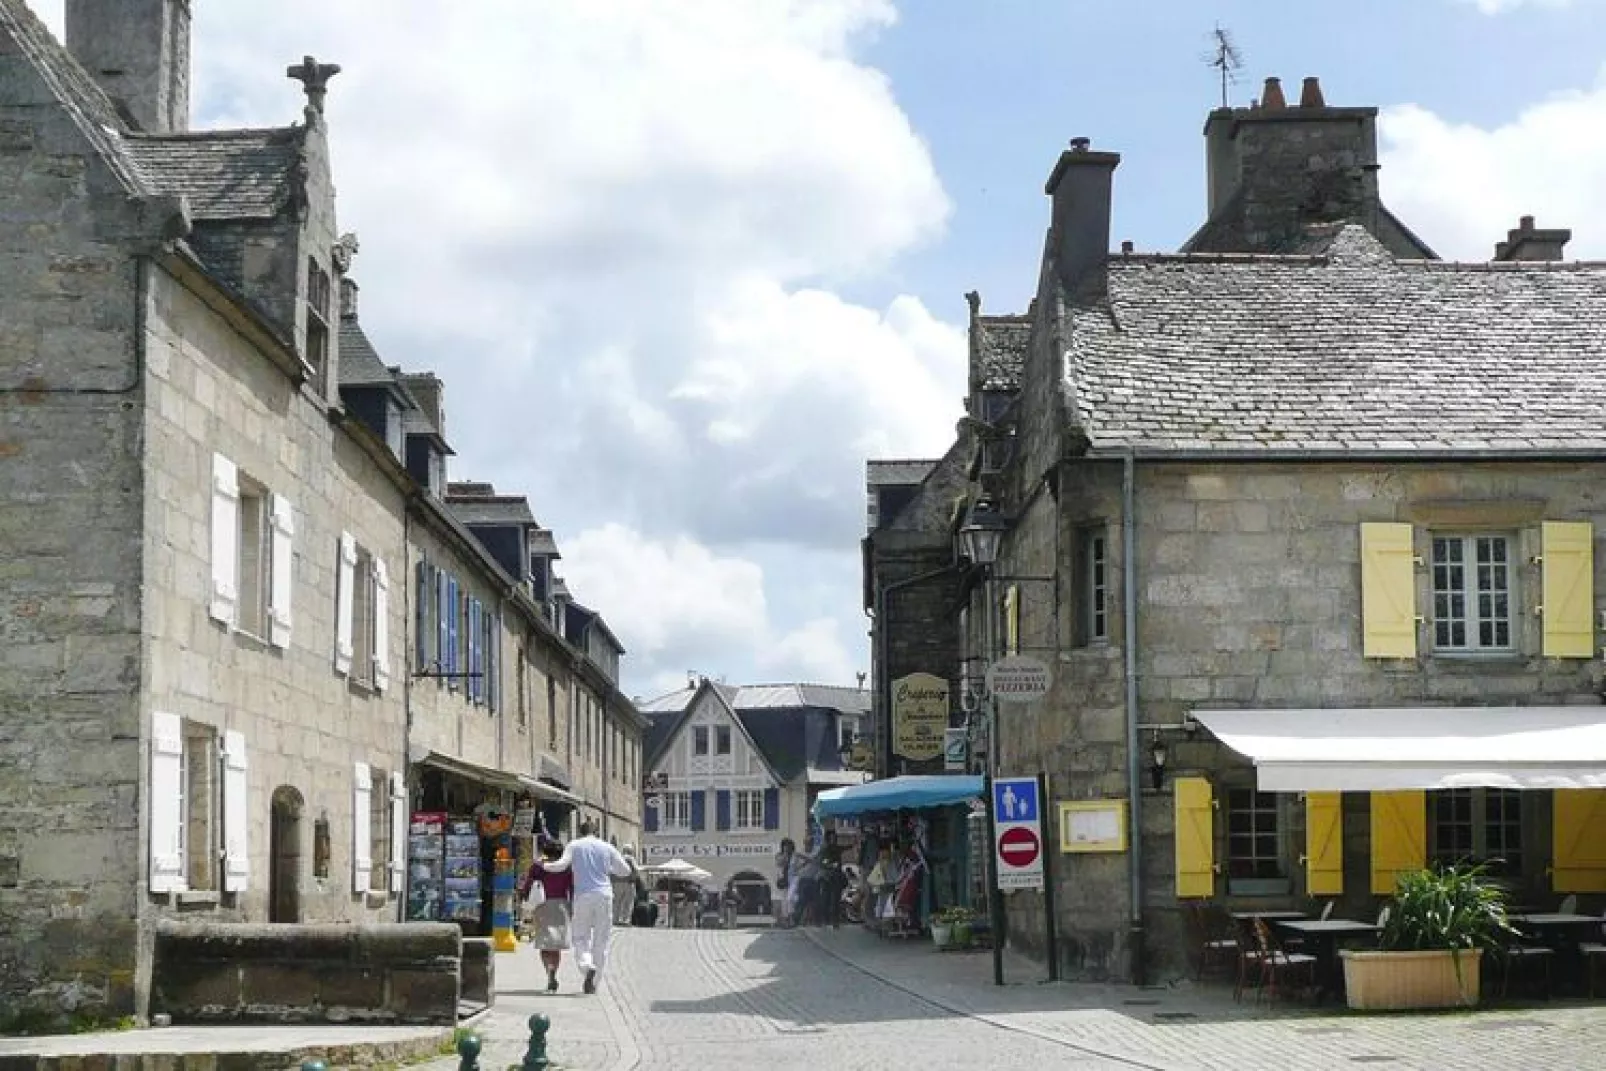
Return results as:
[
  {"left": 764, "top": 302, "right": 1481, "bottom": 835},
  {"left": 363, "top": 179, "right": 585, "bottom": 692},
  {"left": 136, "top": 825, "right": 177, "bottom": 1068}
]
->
[
  {"left": 1122, "top": 450, "right": 1145, "bottom": 984},
  {"left": 871, "top": 563, "right": 958, "bottom": 779}
]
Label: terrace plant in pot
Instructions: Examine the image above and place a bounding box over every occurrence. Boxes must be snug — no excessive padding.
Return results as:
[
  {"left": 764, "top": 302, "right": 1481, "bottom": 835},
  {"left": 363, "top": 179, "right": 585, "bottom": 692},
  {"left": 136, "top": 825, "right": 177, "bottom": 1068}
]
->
[
  {"left": 933, "top": 906, "right": 977, "bottom": 948},
  {"left": 1341, "top": 863, "right": 1516, "bottom": 1011}
]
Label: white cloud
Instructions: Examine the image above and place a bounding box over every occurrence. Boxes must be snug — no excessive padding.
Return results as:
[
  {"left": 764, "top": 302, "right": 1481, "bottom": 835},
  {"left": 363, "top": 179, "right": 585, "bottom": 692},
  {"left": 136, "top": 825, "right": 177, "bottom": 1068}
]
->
[
  {"left": 1380, "top": 68, "right": 1606, "bottom": 259},
  {"left": 20, "top": 0, "right": 960, "bottom": 691},
  {"left": 758, "top": 617, "right": 859, "bottom": 684},
  {"left": 1451, "top": 0, "right": 1583, "bottom": 13}
]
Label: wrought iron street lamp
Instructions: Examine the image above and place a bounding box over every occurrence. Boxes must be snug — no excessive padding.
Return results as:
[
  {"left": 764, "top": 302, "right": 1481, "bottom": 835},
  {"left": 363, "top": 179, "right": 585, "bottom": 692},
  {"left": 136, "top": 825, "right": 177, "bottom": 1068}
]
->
[{"left": 957, "top": 499, "right": 1007, "bottom": 568}]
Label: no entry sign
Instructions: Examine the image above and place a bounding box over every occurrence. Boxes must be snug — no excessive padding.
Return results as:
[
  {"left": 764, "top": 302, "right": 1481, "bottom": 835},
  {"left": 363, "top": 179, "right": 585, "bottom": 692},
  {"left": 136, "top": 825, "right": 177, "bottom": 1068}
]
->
[{"left": 993, "top": 776, "right": 1045, "bottom": 890}]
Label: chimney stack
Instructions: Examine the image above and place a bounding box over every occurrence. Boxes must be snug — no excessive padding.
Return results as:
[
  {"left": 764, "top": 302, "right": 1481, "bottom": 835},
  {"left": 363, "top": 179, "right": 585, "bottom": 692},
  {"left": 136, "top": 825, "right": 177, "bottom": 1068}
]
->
[
  {"left": 400, "top": 373, "right": 446, "bottom": 439},
  {"left": 64, "top": 0, "right": 191, "bottom": 133},
  {"left": 340, "top": 277, "right": 359, "bottom": 321},
  {"left": 1044, "top": 137, "right": 1121, "bottom": 296},
  {"left": 1261, "top": 77, "right": 1287, "bottom": 112},
  {"left": 1493, "top": 215, "right": 1571, "bottom": 261},
  {"left": 1299, "top": 77, "right": 1326, "bottom": 108}
]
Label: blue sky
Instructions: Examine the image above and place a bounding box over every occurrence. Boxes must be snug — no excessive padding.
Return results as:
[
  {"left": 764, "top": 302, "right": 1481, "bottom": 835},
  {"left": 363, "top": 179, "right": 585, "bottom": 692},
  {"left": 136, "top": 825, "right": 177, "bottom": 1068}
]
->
[{"left": 24, "top": 0, "right": 1606, "bottom": 698}]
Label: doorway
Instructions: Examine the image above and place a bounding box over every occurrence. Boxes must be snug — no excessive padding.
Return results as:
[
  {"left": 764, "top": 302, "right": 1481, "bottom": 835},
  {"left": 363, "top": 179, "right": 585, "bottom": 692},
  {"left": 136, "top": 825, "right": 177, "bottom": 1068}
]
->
[{"left": 269, "top": 785, "right": 304, "bottom": 923}]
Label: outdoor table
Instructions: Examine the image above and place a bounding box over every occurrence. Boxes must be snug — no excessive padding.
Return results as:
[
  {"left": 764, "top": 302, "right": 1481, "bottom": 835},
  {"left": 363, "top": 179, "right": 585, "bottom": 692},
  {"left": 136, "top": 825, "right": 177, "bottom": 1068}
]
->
[
  {"left": 1507, "top": 914, "right": 1603, "bottom": 995},
  {"left": 1230, "top": 910, "right": 1308, "bottom": 921},
  {"left": 1275, "top": 918, "right": 1379, "bottom": 1001}
]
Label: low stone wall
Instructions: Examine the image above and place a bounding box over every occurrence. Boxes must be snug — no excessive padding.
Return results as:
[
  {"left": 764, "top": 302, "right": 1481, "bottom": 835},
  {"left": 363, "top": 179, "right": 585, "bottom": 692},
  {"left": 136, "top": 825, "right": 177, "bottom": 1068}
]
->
[
  {"left": 460, "top": 938, "right": 495, "bottom": 1007},
  {"left": 151, "top": 922, "right": 461, "bottom": 1025}
]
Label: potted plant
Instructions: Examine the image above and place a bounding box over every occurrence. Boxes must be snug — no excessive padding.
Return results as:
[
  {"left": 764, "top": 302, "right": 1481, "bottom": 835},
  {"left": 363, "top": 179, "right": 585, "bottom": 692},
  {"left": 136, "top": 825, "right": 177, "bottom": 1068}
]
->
[
  {"left": 931, "top": 906, "right": 977, "bottom": 949},
  {"left": 1341, "top": 863, "right": 1516, "bottom": 1011}
]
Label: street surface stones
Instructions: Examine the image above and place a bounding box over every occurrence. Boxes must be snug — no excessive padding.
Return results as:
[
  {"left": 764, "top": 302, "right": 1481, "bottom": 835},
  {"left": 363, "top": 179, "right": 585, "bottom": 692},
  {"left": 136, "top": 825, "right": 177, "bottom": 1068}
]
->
[{"left": 425, "top": 923, "right": 1606, "bottom": 1071}]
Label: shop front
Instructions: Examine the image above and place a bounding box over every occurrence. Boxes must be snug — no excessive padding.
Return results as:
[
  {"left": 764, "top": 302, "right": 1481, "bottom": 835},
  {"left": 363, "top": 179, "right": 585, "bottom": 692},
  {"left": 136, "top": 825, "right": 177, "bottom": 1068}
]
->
[
  {"left": 813, "top": 775, "right": 985, "bottom": 936},
  {"left": 406, "top": 751, "right": 585, "bottom": 945}
]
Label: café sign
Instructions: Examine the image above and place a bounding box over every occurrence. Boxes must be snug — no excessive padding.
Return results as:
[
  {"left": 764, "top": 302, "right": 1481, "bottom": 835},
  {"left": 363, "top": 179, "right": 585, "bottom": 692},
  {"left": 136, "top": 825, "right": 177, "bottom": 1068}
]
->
[{"left": 892, "top": 672, "right": 950, "bottom": 761}]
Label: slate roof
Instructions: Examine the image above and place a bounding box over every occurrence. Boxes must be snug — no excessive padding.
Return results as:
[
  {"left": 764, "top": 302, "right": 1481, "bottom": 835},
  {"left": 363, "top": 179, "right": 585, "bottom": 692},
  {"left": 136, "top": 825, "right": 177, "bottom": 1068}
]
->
[
  {"left": 337, "top": 319, "right": 401, "bottom": 388},
  {"left": 638, "top": 682, "right": 868, "bottom": 716},
  {"left": 735, "top": 706, "right": 845, "bottom": 783},
  {"left": 867, "top": 460, "right": 938, "bottom": 486},
  {"left": 446, "top": 495, "right": 537, "bottom": 527},
  {"left": 1068, "top": 226, "right": 1606, "bottom": 454},
  {"left": 972, "top": 314, "right": 1032, "bottom": 392},
  {"left": 124, "top": 129, "right": 298, "bottom": 221},
  {"left": 529, "top": 528, "right": 560, "bottom": 558}
]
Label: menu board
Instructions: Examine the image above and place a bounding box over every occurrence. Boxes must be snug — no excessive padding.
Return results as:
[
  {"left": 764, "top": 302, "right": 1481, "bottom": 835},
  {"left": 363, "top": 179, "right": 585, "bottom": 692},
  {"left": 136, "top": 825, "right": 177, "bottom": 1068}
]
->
[
  {"left": 405, "top": 811, "right": 446, "bottom": 921},
  {"left": 443, "top": 817, "right": 483, "bottom": 923}
]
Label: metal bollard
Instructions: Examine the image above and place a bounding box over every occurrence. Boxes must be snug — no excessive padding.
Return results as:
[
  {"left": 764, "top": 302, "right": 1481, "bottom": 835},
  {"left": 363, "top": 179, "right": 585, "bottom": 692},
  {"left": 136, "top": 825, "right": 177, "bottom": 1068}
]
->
[
  {"left": 457, "top": 1032, "right": 481, "bottom": 1071},
  {"left": 520, "top": 1013, "right": 551, "bottom": 1071}
]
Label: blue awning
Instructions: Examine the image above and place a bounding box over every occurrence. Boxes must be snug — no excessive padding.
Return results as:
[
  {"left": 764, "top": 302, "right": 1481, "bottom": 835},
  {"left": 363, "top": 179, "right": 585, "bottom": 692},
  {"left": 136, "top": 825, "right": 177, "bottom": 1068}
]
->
[{"left": 812, "top": 775, "right": 985, "bottom": 819}]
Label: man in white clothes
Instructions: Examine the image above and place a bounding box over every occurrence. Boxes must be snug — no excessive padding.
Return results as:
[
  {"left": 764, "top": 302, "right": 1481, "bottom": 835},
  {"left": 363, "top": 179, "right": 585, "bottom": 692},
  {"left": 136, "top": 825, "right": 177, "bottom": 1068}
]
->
[{"left": 541, "top": 820, "right": 632, "bottom": 993}]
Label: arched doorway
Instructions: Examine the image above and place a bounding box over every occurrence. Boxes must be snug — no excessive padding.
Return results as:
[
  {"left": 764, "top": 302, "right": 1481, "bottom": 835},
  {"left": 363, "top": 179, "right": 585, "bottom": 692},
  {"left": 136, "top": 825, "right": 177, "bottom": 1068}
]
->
[
  {"left": 726, "top": 870, "right": 772, "bottom": 922},
  {"left": 269, "top": 786, "right": 304, "bottom": 923}
]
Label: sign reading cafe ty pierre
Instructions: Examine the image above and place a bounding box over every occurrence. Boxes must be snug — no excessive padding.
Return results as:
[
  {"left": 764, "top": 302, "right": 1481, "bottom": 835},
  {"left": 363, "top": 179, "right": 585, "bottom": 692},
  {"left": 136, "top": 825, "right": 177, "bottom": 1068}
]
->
[{"left": 892, "top": 672, "right": 950, "bottom": 762}]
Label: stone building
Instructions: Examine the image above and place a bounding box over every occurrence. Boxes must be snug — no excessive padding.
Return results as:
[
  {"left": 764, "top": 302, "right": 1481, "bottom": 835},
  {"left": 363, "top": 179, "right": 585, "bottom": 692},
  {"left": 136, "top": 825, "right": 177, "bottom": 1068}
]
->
[
  {"left": 0, "top": 0, "right": 644, "bottom": 1023},
  {"left": 893, "top": 76, "right": 1606, "bottom": 983}
]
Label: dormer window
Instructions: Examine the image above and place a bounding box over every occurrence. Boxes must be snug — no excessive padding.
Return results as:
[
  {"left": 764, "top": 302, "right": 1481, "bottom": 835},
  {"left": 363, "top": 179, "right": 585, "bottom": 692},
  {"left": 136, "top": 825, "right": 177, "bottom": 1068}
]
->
[{"left": 305, "top": 258, "right": 332, "bottom": 392}]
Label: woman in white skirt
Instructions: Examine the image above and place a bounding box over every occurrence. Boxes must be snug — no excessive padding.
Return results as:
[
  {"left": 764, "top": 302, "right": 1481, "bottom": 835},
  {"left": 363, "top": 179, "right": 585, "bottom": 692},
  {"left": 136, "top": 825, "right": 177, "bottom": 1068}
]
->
[{"left": 519, "top": 837, "right": 575, "bottom": 993}]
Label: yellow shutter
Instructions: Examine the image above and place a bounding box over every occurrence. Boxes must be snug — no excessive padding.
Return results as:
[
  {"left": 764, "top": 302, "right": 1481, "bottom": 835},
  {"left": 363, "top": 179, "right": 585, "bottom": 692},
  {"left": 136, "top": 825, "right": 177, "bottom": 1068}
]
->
[
  {"left": 1174, "top": 777, "right": 1215, "bottom": 899},
  {"left": 1552, "top": 789, "right": 1606, "bottom": 892},
  {"left": 1360, "top": 522, "right": 1417, "bottom": 659},
  {"left": 1305, "top": 792, "right": 1344, "bottom": 896},
  {"left": 1369, "top": 790, "right": 1426, "bottom": 895},
  {"left": 1542, "top": 521, "right": 1594, "bottom": 658},
  {"left": 1003, "top": 584, "right": 1020, "bottom": 655}
]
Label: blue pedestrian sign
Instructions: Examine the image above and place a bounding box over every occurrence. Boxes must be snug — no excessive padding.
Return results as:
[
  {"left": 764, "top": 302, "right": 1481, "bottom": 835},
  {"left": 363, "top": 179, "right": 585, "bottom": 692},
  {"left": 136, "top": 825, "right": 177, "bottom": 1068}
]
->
[{"left": 993, "top": 777, "right": 1039, "bottom": 825}]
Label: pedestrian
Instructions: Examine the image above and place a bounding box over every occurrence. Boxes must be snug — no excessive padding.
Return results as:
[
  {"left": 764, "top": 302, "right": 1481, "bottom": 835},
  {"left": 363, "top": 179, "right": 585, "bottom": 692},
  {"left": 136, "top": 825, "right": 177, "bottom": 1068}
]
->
[
  {"left": 816, "top": 830, "right": 846, "bottom": 928},
  {"left": 775, "top": 839, "right": 797, "bottom": 928},
  {"left": 517, "top": 836, "right": 574, "bottom": 993},
  {"left": 538, "top": 819, "right": 633, "bottom": 994},
  {"left": 792, "top": 847, "right": 821, "bottom": 927},
  {"left": 612, "top": 845, "right": 640, "bottom": 926}
]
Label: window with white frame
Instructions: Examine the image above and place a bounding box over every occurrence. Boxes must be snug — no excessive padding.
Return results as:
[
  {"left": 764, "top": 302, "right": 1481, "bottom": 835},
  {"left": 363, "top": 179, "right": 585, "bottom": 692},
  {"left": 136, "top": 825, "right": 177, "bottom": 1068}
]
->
[
  {"left": 715, "top": 725, "right": 732, "bottom": 756},
  {"left": 305, "top": 256, "right": 331, "bottom": 392},
  {"left": 335, "top": 533, "right": 389, "bottom": 690},
  {"left": 351, "top": 546, "right": 376, "bottom": 685},
  {"left": 209, "top": 454, "right": 293, "bottom": 647},
  {"left": 734, "top": 789, "right": 765, "bottom": 830},
  {"left": 661, "top": 791, "right": 693, "bottom": 831},
  {"left": 1431, "top": 533, "right": 1515, "bottom": 652},
  {"left": 693, "top": 725, "right": 709, "bottom": 756},
  {"left": 1430, "top": 788, "right": 1523, "bottom": 875},
  {"left": 1226, "top": 788, "right": 1285, "bottom": 882}
]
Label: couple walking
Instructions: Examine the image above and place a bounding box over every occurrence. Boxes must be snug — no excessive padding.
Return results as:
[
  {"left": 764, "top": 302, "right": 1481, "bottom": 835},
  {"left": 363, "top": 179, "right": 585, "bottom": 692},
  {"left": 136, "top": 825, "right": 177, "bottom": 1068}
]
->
[{"left": 518, "top": 820, "right": 634, "bottom": 994}]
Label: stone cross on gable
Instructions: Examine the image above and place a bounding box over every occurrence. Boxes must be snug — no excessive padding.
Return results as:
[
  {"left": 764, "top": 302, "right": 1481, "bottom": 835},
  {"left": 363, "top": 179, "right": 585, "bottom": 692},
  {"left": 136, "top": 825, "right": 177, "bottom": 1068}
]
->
[{"left": 286, "top": 56, "right": 342, "bottom": 115}]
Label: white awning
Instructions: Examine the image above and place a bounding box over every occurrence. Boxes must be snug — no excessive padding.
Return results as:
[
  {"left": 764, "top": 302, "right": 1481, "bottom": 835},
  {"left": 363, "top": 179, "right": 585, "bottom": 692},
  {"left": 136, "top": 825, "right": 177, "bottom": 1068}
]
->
[{"left": 1192, "top": 707, "right": 1606, "bottom": 792}]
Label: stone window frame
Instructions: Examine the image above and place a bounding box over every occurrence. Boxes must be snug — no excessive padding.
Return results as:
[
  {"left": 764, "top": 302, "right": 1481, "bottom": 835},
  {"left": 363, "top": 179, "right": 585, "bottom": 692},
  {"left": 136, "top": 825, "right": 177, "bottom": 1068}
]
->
[
  {"left": 1072, "top": 523, "right": 1109, "bottom": 648},
  {"left": 349, "top": 543, "right": 378, "bottom": 688},
  {"left": 234, "top": 472, "right": 274, "bottom": 642}
]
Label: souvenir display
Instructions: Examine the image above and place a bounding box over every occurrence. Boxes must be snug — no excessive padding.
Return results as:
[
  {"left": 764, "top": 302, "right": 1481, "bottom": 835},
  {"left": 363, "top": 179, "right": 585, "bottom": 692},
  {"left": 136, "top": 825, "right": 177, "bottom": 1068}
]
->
[
  {"left": 443, "top": 818, "right": 483, "bottom": 922},
  {"left": 405, "top": 811, "right": 446, "bottom": 921}
]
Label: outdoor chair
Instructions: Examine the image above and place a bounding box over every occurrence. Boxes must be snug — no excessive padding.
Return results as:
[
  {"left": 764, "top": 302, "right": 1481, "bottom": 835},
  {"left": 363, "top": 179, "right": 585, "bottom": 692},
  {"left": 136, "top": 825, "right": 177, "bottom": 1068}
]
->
[
  {"left": 1182, "top": 901, "right": 1238, "bottom": 981},
  {"left": 1578, "top": 913, "right": 1606, "bottom": 998},
  {"left": 1319, "top": 900, "right": 1336, "bottom": 921},
  {"left": 1559, "top": 894, "right": 1579, "bottom": 915},
  {"left": 1499, "top": 928, "right": 1556, "bottom": 1001},
  {"left": 1249, "top": 917, "right": 1317, "bottom": 1003}
]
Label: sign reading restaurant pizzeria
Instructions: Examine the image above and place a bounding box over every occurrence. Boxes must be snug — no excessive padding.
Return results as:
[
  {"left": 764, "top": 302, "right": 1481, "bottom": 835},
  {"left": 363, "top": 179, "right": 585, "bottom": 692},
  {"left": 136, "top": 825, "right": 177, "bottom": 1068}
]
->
[
  {"left": 892, "top": 672, "right": 950, "bottom": 761},
  {"left": 985, "top": 654, "right": 1051, "bottom": 703}
]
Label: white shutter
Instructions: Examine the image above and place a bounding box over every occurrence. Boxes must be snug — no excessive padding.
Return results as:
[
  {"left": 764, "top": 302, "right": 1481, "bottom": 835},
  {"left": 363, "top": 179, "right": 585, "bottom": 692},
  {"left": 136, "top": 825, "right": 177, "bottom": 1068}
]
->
[
  {"left": 372, "top": 557, "right": 391, "bottom": 692},
  {"left": 149, "top": 711, "right": 186, "bottom": 893},
  {"left": 352, "top": 761, "right": 372, "bottom": 893},
  {"left": 334, "top": 533, "right": 356, "bottom": 675},
  {"left": 208, "top": 454, "right": 239, "bottom": 626},
  {"left": 268, "top": 495, "right": 295, "bottom": 648},
  {"left": 221, "top": 729, "right": 249, "bottom": 893},
  {"left": 389, "top": 770, "right": 407, "bottom": 895}
]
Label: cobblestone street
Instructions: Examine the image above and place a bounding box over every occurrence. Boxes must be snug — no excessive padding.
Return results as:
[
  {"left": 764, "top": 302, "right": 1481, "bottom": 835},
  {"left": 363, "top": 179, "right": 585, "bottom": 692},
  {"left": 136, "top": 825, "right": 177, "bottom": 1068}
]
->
[{"left": 428, "top": 924, "right": 1606, "bottom": 1071}]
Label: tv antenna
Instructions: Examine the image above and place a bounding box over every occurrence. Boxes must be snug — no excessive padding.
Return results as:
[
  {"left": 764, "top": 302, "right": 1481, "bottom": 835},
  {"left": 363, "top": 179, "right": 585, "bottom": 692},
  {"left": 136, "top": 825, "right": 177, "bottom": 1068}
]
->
[{"left": 1204, "top": 24, "right": 1244, "bottom": 109}]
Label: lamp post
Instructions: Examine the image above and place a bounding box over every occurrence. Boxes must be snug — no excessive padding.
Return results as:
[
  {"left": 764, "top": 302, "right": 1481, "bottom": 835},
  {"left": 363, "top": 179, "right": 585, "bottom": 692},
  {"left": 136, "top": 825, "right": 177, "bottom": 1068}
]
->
[{"left": 957, "top": 499, "right": 1008, "bottom": 986}]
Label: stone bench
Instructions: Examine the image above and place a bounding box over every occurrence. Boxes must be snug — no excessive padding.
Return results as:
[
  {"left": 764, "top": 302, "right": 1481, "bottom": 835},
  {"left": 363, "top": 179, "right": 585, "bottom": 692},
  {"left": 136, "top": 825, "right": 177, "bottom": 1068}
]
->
[
  {"left": 151, "top": 921, "right": 461, "bottom": 1025},
  {"left": 460, "top": 937, "right": 495, "bottom": 1007}
]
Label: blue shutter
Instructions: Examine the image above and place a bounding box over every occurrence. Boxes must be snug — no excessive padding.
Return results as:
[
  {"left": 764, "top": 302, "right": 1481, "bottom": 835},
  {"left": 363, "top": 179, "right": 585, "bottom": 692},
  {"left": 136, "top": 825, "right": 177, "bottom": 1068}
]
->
[
  {"left": 763, "top": 788, "right": 779, "bottom": 831},
  {"left": 468, "top": 597, "right": 480, "bottom": 703},
  {"left": 490, "top": 612, "right": 501, "bottom": 712},
  {"left": 645, "top": 798, "right": 659, "bottom": 833},
  {"left": 716, "top": 790, "right": 731, "bottom": 831},
  {"left": 436, "top": 571, "right": 448, "bottom": 684},
  {"left": 446, "top": 577, "right": 459, "bottom": 689},
  {"left": 690, "top": 790, "right": 706, "bottom": 832},
  {"left": 486, "top": 611, "right": 497, "bottom": 712}
]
